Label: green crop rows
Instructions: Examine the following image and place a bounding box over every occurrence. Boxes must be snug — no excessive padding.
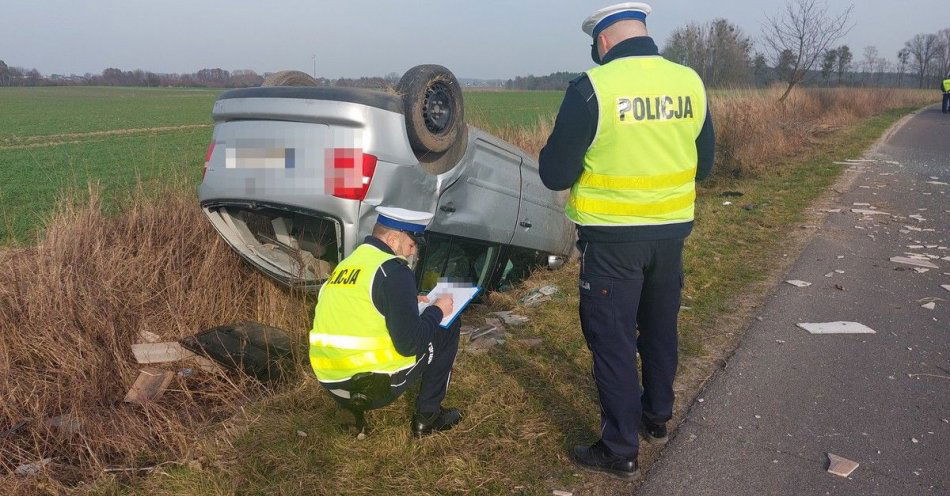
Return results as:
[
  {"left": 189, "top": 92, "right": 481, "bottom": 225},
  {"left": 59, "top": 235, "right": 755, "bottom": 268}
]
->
[{"left": 0, "top": 86, "right": 566, "bottom": 243}]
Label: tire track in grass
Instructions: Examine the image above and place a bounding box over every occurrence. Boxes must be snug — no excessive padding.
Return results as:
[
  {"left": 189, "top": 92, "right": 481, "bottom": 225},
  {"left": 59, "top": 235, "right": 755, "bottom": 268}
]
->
[{"left": 0, "top": 124, "right": 212, "bottom": 149}]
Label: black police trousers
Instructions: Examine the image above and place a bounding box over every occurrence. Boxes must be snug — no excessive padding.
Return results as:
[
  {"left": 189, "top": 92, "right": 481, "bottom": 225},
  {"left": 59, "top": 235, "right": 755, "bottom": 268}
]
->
[
  {"left": 943, "top": 92, "right": 950, "bottom": 113},
  {"left": 577, "top": 238, "right": 685, "bottom": 457},
  {"left": 323, "top": 320, "right": 460, "bottom": 415}
]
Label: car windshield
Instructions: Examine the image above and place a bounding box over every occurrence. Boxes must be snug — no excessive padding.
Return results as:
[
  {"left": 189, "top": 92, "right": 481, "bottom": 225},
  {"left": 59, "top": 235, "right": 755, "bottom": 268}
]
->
[{"left": 417, "top": 234, "right": 497, "bottom": 292}]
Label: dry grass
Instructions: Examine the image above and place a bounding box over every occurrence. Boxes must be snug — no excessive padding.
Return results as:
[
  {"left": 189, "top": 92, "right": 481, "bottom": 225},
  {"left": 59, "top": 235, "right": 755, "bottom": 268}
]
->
[
  {"left": 470, "top": 87, "right": 933, "bottom": 179},
  {"left": 710, "top": 86, "right": 931, "bottom": 177},
  {"left": 0, "top": 183, "right": 314, "bottom": 493},
  {"left": 0, "top": 87, "right": 934, "bottom": 492}
]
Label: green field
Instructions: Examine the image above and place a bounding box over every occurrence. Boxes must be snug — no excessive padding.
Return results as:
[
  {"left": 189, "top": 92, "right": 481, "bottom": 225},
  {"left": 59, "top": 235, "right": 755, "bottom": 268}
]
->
[
  {"left": 0, "top": 86, "right": 560, "bottom": 243},
  {"left": 0, "top": 86, "right": 219, "bottom": 140}
]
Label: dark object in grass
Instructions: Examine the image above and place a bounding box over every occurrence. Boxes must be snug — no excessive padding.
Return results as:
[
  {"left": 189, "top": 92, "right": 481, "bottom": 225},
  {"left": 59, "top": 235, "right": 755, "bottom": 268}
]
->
[
  {"left": 720, "top": 191, "right": 745, "bottom": 197},
  {"left": 180, "top": 322, "right": 296, "bottom": 382},
  {"left": 1, "top": 418, "right": 31, "bottom": 439}
]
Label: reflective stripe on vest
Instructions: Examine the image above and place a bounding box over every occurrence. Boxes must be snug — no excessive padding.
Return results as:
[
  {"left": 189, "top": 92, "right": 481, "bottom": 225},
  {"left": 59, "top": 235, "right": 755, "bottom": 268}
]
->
[
  {"left": 309, "top": 243, "right": 416, "bottom": 383},
  {"left": 567, "top": 56, "right": 707, "bottom": 226}
]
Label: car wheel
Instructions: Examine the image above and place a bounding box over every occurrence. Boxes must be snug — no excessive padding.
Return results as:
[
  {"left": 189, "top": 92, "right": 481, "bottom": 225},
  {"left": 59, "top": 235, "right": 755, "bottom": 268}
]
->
[
  {"left": 262, "top": 70, "right": 318, "bottom": 87},
  {"left": 397, "top": 65, "right": 465, "bottom": 154}
]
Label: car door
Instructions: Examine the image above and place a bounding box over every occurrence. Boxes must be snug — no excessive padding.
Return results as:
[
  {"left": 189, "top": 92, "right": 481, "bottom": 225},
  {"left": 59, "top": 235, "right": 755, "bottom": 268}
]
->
[
  {"left": 427, "top": 138, "right": 521, "bottom": 245},
  {"left": 510, "top": 156, "right": 573, "bottom": 255}
]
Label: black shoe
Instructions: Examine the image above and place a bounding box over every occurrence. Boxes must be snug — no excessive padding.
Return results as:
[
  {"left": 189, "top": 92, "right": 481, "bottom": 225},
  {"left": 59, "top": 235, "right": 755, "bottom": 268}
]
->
[
  {"left": 411, "top": 407, "right": 461, "bottom": 437},
  {"left": 640, "top": 417, "right": 669, "bottom": 445},
  {"left": 570, "top": 441, "right": 639, "bottom": 480}
]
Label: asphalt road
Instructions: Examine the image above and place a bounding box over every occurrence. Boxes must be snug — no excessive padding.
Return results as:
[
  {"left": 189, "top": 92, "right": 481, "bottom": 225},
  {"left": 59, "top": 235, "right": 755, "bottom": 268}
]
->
[{"left": 639, "top": 105, "right": 950, "bottom": 495}]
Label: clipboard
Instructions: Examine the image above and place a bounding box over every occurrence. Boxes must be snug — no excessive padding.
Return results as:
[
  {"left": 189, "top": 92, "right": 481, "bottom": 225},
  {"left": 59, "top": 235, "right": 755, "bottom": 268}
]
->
[{"left": 418, "top": 282, "right": 481, "bottom": 328}]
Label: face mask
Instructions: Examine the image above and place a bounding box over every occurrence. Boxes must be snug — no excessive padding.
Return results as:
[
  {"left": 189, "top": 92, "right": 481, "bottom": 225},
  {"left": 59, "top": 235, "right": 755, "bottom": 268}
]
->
[
  {"left": 591, "top": 41, "right": 602, "bottom": 65},
  {"left": 405, "top": 253, "right": 419, "bottom": 270}
]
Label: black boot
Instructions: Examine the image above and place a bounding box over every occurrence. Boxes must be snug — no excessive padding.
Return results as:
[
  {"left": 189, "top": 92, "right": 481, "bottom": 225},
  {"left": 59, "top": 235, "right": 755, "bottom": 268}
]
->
[
  {"left": 640, "top": 416, "right": 669, "bottom": 444},
  {"left": 411, "top": 407, "right": 462, "bottom": 437},
  {"left": 570, "top": 441, "right": 639, "bottom": 480}
]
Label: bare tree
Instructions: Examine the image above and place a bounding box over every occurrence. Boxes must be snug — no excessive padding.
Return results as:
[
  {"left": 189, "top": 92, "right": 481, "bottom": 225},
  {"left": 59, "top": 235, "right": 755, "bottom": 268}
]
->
[
  {"left": 897, "top": 48, "right": 910, "bottom": 87},
  {"left": 775, "top": 49, "right": 796, "bottom": 83},
  {"left": 761, "top": 0, "right": 854, "bottom": 102},
  {"left": 835, "top": 45, "right": 853, "bottom": 85},
  {"left": 663, "top": 18, "right": 754, "bottom": 88},
  {"left": 938, "top": 28, "right": 950, "bottom": 77},
  {"left": 873, "top": 57, "right": 890, "bottom": 86},
  {"left": 861, "top": 45, "right": 878, "bottom": 85},
  {"left": 752, "top": 52, "right": 769, "bottom": 87},
  {"left": 905, "top": 33, "right": 943, "bottom": 88},
  {"left": 820, "top": 49, "right": 837, "bottom": 84}
]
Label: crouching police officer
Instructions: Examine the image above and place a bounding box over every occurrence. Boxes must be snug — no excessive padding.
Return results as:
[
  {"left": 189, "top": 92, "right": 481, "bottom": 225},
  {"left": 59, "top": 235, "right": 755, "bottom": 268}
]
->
[
  {"left": 539, "top": 2, "right": 715, "bottom": 479},
  {"left": 309, "top": 206, "right": 462, "bottom": 437}
]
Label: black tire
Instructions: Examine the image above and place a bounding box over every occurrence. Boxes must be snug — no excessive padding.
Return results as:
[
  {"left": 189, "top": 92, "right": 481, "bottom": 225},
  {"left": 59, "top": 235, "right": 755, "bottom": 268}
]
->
[
  {"left": 397, "top": 65, "right": 465, "bottom": 154},
  {"left": 262, "top": 70, "right": 318, "bottom": 87}
]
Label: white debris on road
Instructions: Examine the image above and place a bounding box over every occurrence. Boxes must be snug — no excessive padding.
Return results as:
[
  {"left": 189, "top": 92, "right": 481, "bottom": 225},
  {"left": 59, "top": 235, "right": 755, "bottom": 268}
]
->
[
  {"left": 785, "top": 280, "right": 812, "bottom": 287},
  {"left": 890, "top": 257, "right": 939, "bottom": 269},
  {"left": 797, "top": 322, "right": 877, "bottom": 334},
  {"left": 921, "top": 302, "right": 936, "bottom": 310},
  {"left": 827, "top": 453, "right": 860, "bottom": 477},
  {"left": 851, "top": 209, "right": 890, "bottom": 215}
]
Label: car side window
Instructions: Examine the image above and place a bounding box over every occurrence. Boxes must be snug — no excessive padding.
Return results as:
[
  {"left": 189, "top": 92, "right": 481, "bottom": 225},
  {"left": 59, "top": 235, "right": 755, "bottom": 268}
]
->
[
  {"left": 496, "top": 247, "right": 547, "bottom": 292},
  {"left": 418, "top": 233, "right": 498, "bottom": 292}
]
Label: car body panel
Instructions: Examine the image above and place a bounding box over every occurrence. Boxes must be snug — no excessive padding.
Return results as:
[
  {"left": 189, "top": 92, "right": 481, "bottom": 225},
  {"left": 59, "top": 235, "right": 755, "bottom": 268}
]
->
[
  {"left": 199, "top": 87, "right": 574, "bottom": 290},
  {"left": 428, "top": 137, "right": 521, "bottom": 245}
]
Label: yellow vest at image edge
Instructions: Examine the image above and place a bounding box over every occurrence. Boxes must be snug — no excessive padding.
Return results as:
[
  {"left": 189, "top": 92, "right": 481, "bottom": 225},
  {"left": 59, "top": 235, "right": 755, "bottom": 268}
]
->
[
  {"left": 309, "top": 243, "right": 416, "bottom": 383},
  {"left": 566, "top": 56, "right": 707, "bottom": 226}
]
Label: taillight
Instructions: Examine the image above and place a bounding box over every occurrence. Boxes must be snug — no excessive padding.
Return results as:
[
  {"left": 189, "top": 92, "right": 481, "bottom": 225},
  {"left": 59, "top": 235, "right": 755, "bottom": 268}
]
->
[
  {"left": 326, "top": 148, "right": 377, "bottom": 201},
  {"left": 202, "top": 142, "right": 216, "bottom": 180}
]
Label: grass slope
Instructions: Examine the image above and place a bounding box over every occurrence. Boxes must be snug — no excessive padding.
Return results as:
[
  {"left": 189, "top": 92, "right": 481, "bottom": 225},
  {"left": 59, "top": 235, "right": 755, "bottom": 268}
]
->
[{"left": 112, "top": 107, "right": 917, "bottom": 496}]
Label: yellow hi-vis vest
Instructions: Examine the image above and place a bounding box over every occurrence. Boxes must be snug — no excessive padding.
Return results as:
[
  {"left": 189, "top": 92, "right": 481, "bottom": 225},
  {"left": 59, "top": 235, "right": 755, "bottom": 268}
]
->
[
  {"left": 566, "top": 56, "right": 707, "bottom": 226},
  {"left": 943, "top": 79, "right": 950, "bottom": 92},
  {"left": 309, "top": 243, "right": 416, "bottom": 383}
]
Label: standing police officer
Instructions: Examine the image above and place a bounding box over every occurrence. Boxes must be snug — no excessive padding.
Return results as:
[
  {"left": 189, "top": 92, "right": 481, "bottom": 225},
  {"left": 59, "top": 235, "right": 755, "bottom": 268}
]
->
[
  {"left": 539, "top": 3, "right": 715, "bottom": 479},
  {"left": 942, "top": 72, "right": 950, "bottom": 114},
  {"left": 309, "top": 206, "right": 463, "bottom": 437}
]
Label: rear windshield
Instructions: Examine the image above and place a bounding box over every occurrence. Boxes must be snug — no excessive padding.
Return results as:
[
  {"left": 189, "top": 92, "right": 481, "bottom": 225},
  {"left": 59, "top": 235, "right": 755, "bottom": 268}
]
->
[{"left": 215, "top": 205, "right": 340, "bottom": 284}]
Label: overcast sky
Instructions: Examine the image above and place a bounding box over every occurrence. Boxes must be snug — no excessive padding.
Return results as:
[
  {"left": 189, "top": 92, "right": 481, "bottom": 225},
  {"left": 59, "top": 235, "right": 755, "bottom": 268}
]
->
[{"left": 2, "top": 0, "right": 947, "bottom": 79}]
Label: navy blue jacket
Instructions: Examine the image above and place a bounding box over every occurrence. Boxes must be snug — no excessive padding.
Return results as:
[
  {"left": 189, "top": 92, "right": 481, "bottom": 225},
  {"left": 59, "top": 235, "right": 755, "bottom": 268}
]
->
[
  {"left": 539, "top": 36, "right": 715, "bottom": 242},
  {"left": 362, "top": 236, "right": 444, "bottom": 357}
]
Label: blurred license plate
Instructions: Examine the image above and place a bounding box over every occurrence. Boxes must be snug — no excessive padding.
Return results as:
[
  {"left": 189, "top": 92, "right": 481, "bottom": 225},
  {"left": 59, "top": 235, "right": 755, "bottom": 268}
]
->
[{"left": 225, "top": 147, "right": 295, "bottom": 169}]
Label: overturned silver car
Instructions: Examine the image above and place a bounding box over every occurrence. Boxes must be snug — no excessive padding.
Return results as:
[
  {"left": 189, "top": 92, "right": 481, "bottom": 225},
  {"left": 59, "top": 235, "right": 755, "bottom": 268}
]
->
[{"left": 199, "top": 66, "right": 573, "bottom": 293}]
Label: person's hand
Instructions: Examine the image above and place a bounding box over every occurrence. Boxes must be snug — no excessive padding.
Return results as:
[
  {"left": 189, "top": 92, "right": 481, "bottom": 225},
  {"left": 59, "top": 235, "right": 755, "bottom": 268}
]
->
[
  {"left": 417, "top": 295, "right": 430, "bottom": 304},
  {"left": 433, "top": 294, "right": 454, "bottom": 317}
]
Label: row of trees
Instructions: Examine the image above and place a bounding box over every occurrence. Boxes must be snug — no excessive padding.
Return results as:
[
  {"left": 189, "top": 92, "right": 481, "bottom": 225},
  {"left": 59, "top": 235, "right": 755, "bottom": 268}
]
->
[
  {"left": 0, "top": 63, "right": 268, "bottom": 88},
  {"left": 0, "top": 61, "right": 408, "bottom": 90},
  {"left": 508, "top": 1, "right": 948, "bottom": 98}
]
